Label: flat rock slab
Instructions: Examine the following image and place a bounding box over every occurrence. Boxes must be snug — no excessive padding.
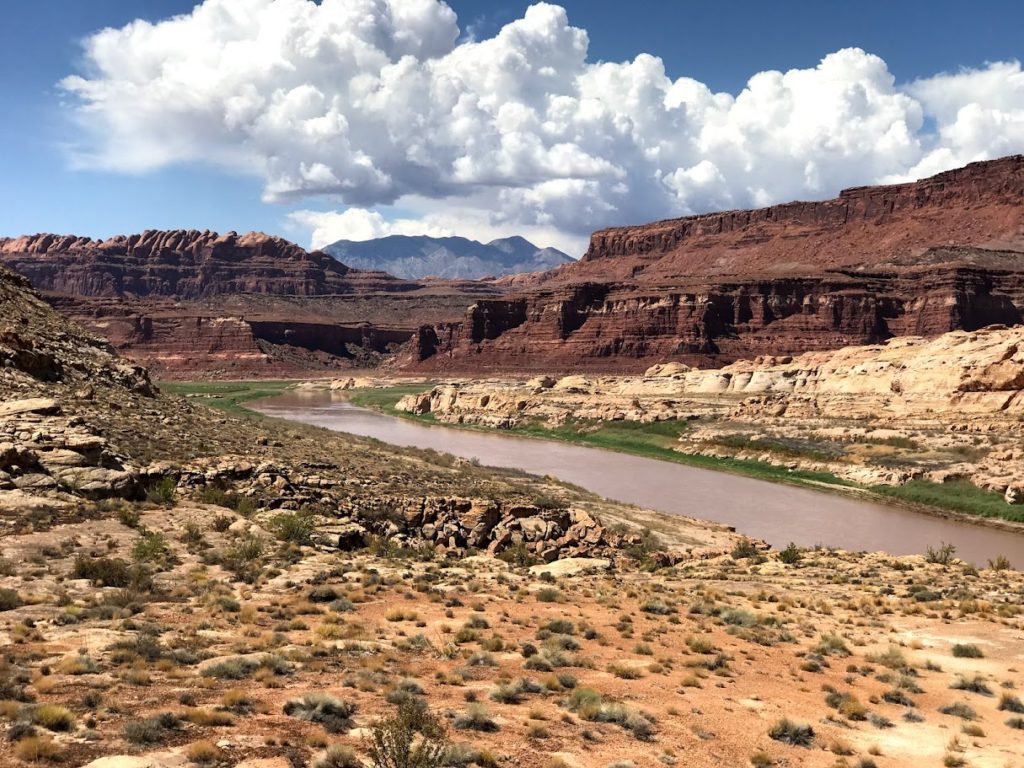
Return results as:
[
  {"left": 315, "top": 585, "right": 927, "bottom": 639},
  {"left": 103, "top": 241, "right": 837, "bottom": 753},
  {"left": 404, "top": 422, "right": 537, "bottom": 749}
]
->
[
  {"left": 0, "top": 398, "right": 60, "bottom": 417},
  {"left": 80, "top": 754, "right": 187, "bottom": 768},
  {"left": 529, "top": 557, "right": 610, "bottom": 578},
  {"left": 234, "top": 759, "right": 292, "bottom": 768}
]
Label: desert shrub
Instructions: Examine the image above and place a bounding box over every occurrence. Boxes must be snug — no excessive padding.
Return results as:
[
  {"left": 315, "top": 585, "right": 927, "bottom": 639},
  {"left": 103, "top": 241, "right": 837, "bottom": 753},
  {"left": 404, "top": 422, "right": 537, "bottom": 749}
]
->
[
  {"left": 368, "top": 698, "right": 448, "bottom": 768},
  {"left": 0, "top": 659, "right": 30, "bottom": 701},
  {"left": 185, "top": 740, "right": 224, "bottom": 765},
  {"left": 496, "top": 541, "right": 540, "bottom": 567},
  {"left": 730, "top": 538, "right": 760, "bottom": 560},
  {"left": 824, "top": 691, "right": 867, "bottom": 721},
  {"left": 608, "top": 662, "right": 643, "bottom": 680},
  {"left": 925, "top": 542, "right": 956, "bottom": 565},
  {"left": 202, "top": 658, "right": 259, "bottom": 680},
  {"left": 453, "top": 704, "right": 498, "bottom": 732},
  {"left": 201, "top": 654, "right": 287, "bottom": 681},
  {"left": 0, "top": 589, "right": 22, "bottom": 612},
  {"left": 444, "top": 743, "right": 499, "bottom": 768},
  {"left": 778, "top": 542, "right": 803, "bottom": 564},
  {"left": 722, "top": 609, "right": 758, "bottom": 627},
  {"left": 30, "top": 705, "right": 75, "bottom": 732},
  {"left": 950, "top": 675, "right": 992, "bottom": 696},
  {"left": 988, "top": 554, "right": 1012, "bottom": 571},
  {"left": 220, "top": 689, "right": 256, "bottom": 715},
  {"left": 180, "top": 708, "right": 233, "bottom": 728},
  {"left": 71, "top": 556, "right": 132, "bottom": 587},
  {"left": 13, "top": 735, "right": 62, "bottom": 763},
  {"left": 640, "top": 600, "right": 674, "bottom": 616},
  {"left": 687, "top": 636, "right": 716, "bottom": 654},
  {"left": 132, "top": 531, "right": 169, "bottom": 564},
  {"left": 544, "top": 620, "right": 575, "bottom": 635},
  {"left": 815, "top": 634, "right": 851, "bottom": 657},
  {"left": 536, "top": 588, "right": 561, "bottom": 603},
  {"left": 118, "top": 507, "right": 142, "bottom": 528},
  {"left": 181, "top": 522, "right": 205, "bottom": 545},
  {"left": 218, "top": 535, "right": 266, "bottom": 583},
  {"left": 146, "top": 477, "right": 177, "bottom": 505},
  {"left": 308, "top": 585, "right": 339, "bottom": 603},
  {"left": 200, "top": 486, "right": 254, "bottom": 516},
  {"left": 882, "top": 689, "right": 915, "bottom": 707},
  {"left": 951, "top": 644, "right": 984, "bottom": 659},
  {"left": 123, "top": 712, "right": 180, "bottom": 744},
  {"left": 565, "top": 688, "right": 656, "bottom": 740},
  {"left": 767, "top": 718, "right": 814, "bottom": 747},
  {"left": 939, "top": 702, "right": 977, "bottom": 720},
  {"left": 283, "top": 693, "right": 356, "bottom": 733},
  {"left": 866, "top": 646, "right": 908, "bottom": 670},
  {"left": 211, "top": 514, "right": 233, "bottom": 532},
  {"left": 313, "top": 745, "right": 362, "bottom": 768},
  {"left": 998, "top": 693, "right": 1024, "bottom": 713},
  {"left": 268, "top": 512, "right": 314, "bottom": 544}
]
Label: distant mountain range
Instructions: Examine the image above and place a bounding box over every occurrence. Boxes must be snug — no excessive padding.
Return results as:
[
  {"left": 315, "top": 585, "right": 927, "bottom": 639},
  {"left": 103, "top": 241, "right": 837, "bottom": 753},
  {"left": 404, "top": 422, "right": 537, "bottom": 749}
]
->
[{"left": 322, "top": 234, "right": 574, "bottom": 280}]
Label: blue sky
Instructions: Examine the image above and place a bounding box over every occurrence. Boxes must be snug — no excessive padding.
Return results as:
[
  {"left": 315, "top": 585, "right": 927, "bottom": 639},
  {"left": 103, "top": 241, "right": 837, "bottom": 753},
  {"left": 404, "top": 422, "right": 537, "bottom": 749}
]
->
[{"left": 1, "top": 0, "right": 1022, "bottom": 254}]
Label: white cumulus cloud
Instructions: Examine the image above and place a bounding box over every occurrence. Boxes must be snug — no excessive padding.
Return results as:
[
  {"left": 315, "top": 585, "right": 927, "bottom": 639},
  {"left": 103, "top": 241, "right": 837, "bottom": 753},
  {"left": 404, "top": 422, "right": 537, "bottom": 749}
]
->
[{"left": 60, "top": 0, "right": 1024, "bottom": 254}]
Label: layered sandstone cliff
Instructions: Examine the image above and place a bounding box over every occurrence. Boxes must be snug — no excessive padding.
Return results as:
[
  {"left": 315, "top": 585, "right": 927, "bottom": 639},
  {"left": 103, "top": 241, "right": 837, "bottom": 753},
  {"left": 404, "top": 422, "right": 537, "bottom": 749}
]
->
[
  {"left": 0, "top": 230, "right": 495, "bottom": 377},
  {"left": 579, "top": 154, "right": 1024, "bottom": 276},
  {"left": 410, "top": 157, "right": 1024, "bottom": 372},
  {"left": 397, "top": 325, "right": 1024, "bottom": 495},
  {"left": 0, "top": 229, "right": 420, "bottom": 298}
]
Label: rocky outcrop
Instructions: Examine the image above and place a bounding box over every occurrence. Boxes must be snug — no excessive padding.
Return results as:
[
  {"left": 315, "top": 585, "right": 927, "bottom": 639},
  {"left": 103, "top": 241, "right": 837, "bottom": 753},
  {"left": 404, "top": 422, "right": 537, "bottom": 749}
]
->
[
  {"left": 0, "top": 230, "right": 497, "bottom": 378},
  {"left": 581, "top": 155, "right": 1024, "bottom": 273},
  {"left": 409, "top": 157, "right": 1024, "bottom": 372},
  {"left": 0, "top": 229, "right": 419, "bottom": 299},
  {"left": 0, "top": 398, "right": 137, "bottom": 499},
  {"left": 0, "top": 265, "right": 623, "bottom": 562},
  {"left": 410, "top": 263, "right": 1024, "bottom": 372},
  {"left": 397, "top": 325, "right": 1024, "bottom": 495}
]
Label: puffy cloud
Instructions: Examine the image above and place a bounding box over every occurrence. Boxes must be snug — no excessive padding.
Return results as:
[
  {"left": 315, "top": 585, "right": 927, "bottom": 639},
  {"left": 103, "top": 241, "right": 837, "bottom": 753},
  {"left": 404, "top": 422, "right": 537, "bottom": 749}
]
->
[
  {"left": 61, "top": 0, "right": 1024, "bottom": 250},
  {"left": 900, "top": 61, "right": 1024, "bottom": 178}
]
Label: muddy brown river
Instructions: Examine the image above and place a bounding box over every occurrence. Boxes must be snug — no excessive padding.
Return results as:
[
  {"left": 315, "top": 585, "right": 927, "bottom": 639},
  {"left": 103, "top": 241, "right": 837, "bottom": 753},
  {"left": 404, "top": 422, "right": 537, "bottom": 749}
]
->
[{"left": 253, "top": 390, "right": 1024, "bottom": 567}]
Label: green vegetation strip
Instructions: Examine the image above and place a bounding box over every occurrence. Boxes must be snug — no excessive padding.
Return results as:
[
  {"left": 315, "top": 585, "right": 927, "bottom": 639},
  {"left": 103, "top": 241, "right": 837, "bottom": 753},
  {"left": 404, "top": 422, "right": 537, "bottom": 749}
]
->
[
  {"left": 159, "top": 380, "right": 296, "bottom": 416},
  {"left": 874, "top": 480, "right": 1024, "bottom": 523},
  {"left": 163, "top": 379, "right": 1019, "bottom": 524},
  {"left": 348, "top": 386, "right": 853, "bottom": 489},
  {"left": 350, "top": 386, "right": 1023, "bottom": 523}
]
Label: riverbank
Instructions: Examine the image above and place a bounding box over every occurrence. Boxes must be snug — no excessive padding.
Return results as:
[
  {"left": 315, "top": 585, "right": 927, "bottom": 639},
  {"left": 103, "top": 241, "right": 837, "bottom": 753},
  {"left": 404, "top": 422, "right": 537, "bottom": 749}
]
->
[
  {"left": 349, "top": 384, "right": 856, "bottom": 489},
  {"left": 162, "top": 378, "right": 1024, "bottom": 537},
  {"left": 160, "top": 379, "right": 299, "bottom": 415},
  {"left": 347, "top": 384, "right": 1024, "bottom": 532}
]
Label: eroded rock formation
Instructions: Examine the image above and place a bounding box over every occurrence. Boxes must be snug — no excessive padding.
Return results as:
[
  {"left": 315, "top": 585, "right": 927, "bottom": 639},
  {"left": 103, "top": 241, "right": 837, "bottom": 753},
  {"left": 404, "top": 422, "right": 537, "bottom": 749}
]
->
[
  {"left": 0, "top": 265, "right": 635, "bottom": 561},
  {"left": 410, "top": 156, "right": 1024, "bottom": 372},
  {"left": 397, "top": 325, "right": 1024, "bottom": 495},
  {"left": 0, "top": 230, "right": 498, "bottom": 377}
]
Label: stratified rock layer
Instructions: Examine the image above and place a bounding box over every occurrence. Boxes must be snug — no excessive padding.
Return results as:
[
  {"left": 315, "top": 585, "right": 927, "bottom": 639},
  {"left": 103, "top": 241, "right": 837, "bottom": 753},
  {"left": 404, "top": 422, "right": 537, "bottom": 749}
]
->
[
  {"left": 0, "top": 229, "right": 412, "bottom": 298},
  {"left": 0, "top": 230, "right": 498, "bottom": 377},
  {"left": 410, "top": 156, "right": 1024, "bottom": 372},
  {"left": 398, "top": 324, "right": 1024, "bottom": 494}
]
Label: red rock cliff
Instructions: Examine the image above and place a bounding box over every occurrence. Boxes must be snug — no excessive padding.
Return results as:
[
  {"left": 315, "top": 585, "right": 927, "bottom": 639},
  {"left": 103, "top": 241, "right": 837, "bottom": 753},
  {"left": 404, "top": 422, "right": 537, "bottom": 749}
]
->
[
  {"left": 0, "top": 229, "right": 417, "bottom": 299},
  {"left": 578, "top": 155, "right": 1024, "bottom": 279},
  {"left": 410, "top": 156, "right": 1024, "bottom": 373}
]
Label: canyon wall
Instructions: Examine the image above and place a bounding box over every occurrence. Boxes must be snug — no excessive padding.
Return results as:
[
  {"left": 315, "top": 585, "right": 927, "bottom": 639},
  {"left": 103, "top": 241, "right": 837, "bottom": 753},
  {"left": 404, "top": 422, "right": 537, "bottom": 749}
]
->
[
  {"left": 0, "top": 230, "right": 485, "bottom": 378},
  {"left": 0, "top": 229, "right": 419, "bottom": 298},
  {"left": 410, "top": 157, "right": 1024, "bottom": 373}
]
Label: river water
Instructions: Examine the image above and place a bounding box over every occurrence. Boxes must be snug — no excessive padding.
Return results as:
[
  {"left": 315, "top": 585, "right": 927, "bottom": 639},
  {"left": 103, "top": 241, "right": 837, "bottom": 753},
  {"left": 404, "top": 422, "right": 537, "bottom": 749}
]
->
[{"left": 252, "top": 390, "right": 1024, "bottom": 567}]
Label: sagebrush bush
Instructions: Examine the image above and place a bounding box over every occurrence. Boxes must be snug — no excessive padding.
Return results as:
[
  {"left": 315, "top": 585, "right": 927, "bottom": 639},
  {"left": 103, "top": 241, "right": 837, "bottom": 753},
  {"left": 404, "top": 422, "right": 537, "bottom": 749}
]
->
[
  {"left": 283, "top": 693, "right": 356, "bottom": 733},
  {"left": 768, "top": 718, "right": 814, "bottom": 747}
]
